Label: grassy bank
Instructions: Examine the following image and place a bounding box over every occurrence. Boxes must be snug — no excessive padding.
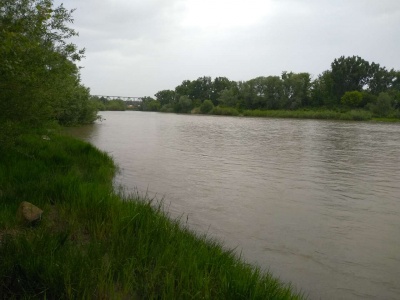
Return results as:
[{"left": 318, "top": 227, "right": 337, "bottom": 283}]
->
[
  {"left": 0, "top": 130, "right": 304, "bottom": 299},
  {"left": 190, "top": 106, "right": 395, "bottom": 121},
  {"left": 242, "top": 108, "right": 373, "bottom": 121}
]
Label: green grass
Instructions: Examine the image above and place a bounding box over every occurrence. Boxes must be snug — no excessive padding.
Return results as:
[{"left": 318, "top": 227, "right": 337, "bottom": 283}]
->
[
  {"left": 371, "top": 117, "right": 400, "bottom": 122},
  {"left": 242, "top": 109, "right": 373, "bottom": 121},
  {"left": 211, "top": 106, "right": 240, "bottom": 116},
  {"left": 0, "top": 131, "right": 305, "bottom": 299}
]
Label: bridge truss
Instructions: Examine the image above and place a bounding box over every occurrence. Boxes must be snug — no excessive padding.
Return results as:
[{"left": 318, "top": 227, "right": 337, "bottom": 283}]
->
[{"left": 92, "top": 95, "right": 143, "bottom": 101}]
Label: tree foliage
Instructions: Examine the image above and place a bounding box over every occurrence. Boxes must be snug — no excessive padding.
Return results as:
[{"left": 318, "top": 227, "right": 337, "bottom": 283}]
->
[
  {"left": 341, "top": 91, "right": 363, "bottom": 108},
  {"left": 155, "top": 90, "right": 176, "bottom": 107},
  {"left": 0, "top": 0, "right": 96, "bottom": 132},
  {"left": 141, "top": 97, "right": 160, "bottom": 112},
  {"left": 330, "top": 55, "right": 371, "bottom": 101},
  {"left": 138, "top": 55, "right": 399, "bottom": 118},
  {"left": 370, "top": 92, "right": 393, "bottom": 117},
  {"left": 200, "top": 99, "right": 214, "bottom": 114}
]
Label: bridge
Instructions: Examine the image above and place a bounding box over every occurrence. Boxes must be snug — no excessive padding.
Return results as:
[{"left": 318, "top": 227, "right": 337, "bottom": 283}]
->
[{"left": 92, "top": 95, "right": 143, "bottom": 101}]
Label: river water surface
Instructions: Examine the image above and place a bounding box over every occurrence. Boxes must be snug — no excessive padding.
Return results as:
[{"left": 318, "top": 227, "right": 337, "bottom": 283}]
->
[{"left": 68, "top": 111, "right": 400, "bottom": 299}]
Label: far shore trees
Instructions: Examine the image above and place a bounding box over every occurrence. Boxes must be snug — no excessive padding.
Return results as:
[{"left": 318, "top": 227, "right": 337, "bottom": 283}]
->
[{"left": 144, "top": 55, "right": 399, "bottom": 119}]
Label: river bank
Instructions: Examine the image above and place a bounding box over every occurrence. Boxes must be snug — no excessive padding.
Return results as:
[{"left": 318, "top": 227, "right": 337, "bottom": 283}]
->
[
  {"left": 0, "top": 130, "right": 304, "bottom": 299},
  {"left": 129, "top": 106, "right": 400, "bottom": 122}
]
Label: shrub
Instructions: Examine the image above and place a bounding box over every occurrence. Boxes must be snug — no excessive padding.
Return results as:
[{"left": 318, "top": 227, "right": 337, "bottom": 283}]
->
[
  {"left": 175, "top": 96, "right": 193, "bottom": 113},
  {"left": 211, "top": 106, "right": 239, "bottom": 116},
  {"left": 341, "top": 91, "right": 363, "bottom": 108},
  {"left": 370, "top": 92, "right": 393, "bottom": 117},
  {"left": 200, "top": 100, "right": 214, "bottom": 114}
]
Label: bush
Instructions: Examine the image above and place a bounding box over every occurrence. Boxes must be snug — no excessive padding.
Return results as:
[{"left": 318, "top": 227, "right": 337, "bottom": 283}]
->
[
  {"left": 105, "top": 100, "right": 126, "bottom": 111},
  {"left": 370, "top": 92, "right": 393, "bottom": 117},
  {"left": 175, "top": 96, "right": 193, "bottom": 113},
  {"left": 211, "top": 106, "right": 240, "bottom": 116},
  {"left": 346, "top": 110, "right": 372, "bottom": 121},
  {"left": 200, "top": 100, "right": 214, "bottom": 114},
  {"left": 160, "top": 104, "right": 174, "bottom": 113},
  {"left": 341, "top": 91, "right": 363, "bottom": 108}
]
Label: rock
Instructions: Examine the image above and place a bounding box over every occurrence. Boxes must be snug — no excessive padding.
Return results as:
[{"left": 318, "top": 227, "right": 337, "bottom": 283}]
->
[{"left": 17, "top": 201, "right": 43, "bottom": 224}]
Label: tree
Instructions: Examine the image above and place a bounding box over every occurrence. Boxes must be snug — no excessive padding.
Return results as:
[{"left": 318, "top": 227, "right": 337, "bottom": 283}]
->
[
  {"left": 176, "top": 96, "right": 192, "bottom": 113},
  {"left": 211, "top": 77, "right": 235, "bottom": 105},
  {"left": 218, "top": 87, "right": 240, "bottom": 108},
  {"left": 259, "top": 76, "right": 284, "bottom": 109},
  {"left": 55, "top": 84, "right": 97, "bottom": 124},
  {"left": 370, "top": 92, "right": 393, "bottom": 117},
  {"left": 191, "top": 76, "right": 213, "bottom": 102},
  {"left": 341, "top": 91, "right": 363, "bottom": 108},
  {"left": 200, "top": 99, "right": 214, "bottom": 114},
  {"left": 310, "top": 70, "right": 335, "bottom": 107},
  {"left": 233, "top": 77, "right": 284, "bottom": 110},
  {"left": 368, "top": 65, "right": 396, "bottom": 95},
  {"left": 0, "top": 0, "right": 91, "bottom": 128},
  {"left": 330, "top": 55, "right": 371, "bottom": 102},
  {"left": 155, "top": 90, "right": 176, "bottom": 106},
  {"left": 281, "top": 72, "right": 312, "bottom": 109},
  {"left": 175, "top": 80, "right": 194, "bottom": 99},
  {"left": 141, "top": 97, "right": 160, "bottom": 111}
]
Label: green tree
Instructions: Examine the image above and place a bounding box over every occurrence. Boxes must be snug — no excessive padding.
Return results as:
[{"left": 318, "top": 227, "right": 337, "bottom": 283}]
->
[
  {"left": 105, "top": 99, "right": 126, "bottom": 111},
  {"left": 175, "top": 80, "right": 194, "bottom": 99},
  {"left": 367, "top": 64, "right": 395, "bottom": 95},
  {"left": 155, "top": 90, "right": 176, "bottom": 106},
  {"left": 281, "top": 72, "right": 311, "bottom": 109},
  {"left": 0, "top": 0, "right": 92, "bottom": 130},
  {"left": 236, "top": 80, "right": 257, "bottom": 109},
  {"left": 218, "top": 87, "right": 240, "bottom": 108},
  {"left": 370, "top": 92, "right": 393, "bottom": 117},
  {"left": 310, "top": 70, "right": 335, "bottom": 107},
  {"left": 211, "top": 77, "right": 235, "bottom": 105},
  {"left": 259, "top": 76, "right": 284, "bottom": 109},
  {"left": 341, "top": 91, "right": 363, "bottom": 108},
  {"left": 330, "top": 55, "right": 371, "bottom": 101},
  {"left": 175, "top": 96, "right": 192, "bottom": 113},
  {"left": 191, "top": 76, "right": 213, "bottom": 102},
  {"left": 141, "top": 97, "right": 160, "bottom": 111},
  {"left": 55, "top": 84, "right": 97, "bottom": 124},
  {"left": 90, "top": 96, "right": 106, "bottom": 111},
  {"left": 200, "top": 99, "right": 214, "bottom": 114}
]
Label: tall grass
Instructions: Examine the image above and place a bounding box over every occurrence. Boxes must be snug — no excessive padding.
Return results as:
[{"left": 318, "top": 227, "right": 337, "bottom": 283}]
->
[
  {"left": 0, "top": 131, "right": 305, "bottom": 299},
  {"left": 211, "top": 106, "right": 240, "bottom": 116},
  {"left": 243, "top": 109, "right": 372, "bottom": 121}
]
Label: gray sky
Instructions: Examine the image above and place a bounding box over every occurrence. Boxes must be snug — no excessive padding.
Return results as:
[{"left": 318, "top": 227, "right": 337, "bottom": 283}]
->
[{"left": 57, "top": 0, "right": 400, "bottom": 98}]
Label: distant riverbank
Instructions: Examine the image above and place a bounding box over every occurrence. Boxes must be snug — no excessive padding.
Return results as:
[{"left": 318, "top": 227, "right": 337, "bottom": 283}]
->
[{"left": 102, "top": 105, "right": 400, "bottom": 122}]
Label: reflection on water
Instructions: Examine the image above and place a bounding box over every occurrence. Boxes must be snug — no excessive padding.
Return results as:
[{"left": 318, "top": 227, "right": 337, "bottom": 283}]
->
[{"left": 67, "top": 111, "right": 400, "bottom": 299}]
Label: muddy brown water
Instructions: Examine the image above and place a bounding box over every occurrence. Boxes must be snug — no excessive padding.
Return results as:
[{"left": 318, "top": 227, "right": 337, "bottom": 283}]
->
[{"left": 67, "top": 111, "right": 400, "bottom": 299}]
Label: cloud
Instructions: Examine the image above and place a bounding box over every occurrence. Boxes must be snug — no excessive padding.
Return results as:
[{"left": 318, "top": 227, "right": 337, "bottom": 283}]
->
[{"left": 55, "top": 0, "right": 400, "bottom": 97}]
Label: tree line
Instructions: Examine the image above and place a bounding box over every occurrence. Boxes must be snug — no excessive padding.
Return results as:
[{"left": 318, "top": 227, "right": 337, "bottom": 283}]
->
[
  {"left": 139, "top": 56, "right": 399, "bottom": 118},
  {"left": 0, "top": 0, "right": 97, "bottom": 148}
]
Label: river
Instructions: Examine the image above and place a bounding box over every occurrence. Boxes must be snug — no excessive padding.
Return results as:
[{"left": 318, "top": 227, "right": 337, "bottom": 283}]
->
[{"left": 67, "top": 111, "right": 400, "bottom": 299}]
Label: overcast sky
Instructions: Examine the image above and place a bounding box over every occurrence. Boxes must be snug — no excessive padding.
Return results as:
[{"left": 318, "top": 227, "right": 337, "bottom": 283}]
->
[{"left": 56, "top": 0, "right": 400, "bottom": 98}]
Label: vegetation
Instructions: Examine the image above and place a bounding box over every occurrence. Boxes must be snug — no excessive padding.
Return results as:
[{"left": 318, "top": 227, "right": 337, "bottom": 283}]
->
[
  {"left": 0, "top": 0, "right": 99, "bottom": 150},
  {"left": 139, "top": 56, "right": 399, "bottom": 120},
  {"left": 0, "top": 0, "right": 395, "bottom": 297},
  {"left": 90, "top": 96, "right": 128, "bottom": 111},
  {"left": 243, "top": 109, "right": 372, "bottom": 121},
  {"left": 200, "top": 99, "right": 215, "bottom": 114},
  {"left": 0, "top": 1, "right": 305, "bottom": 298},
  {"left": 0, "top": 131, "right": 304, "bottom": 299}
]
